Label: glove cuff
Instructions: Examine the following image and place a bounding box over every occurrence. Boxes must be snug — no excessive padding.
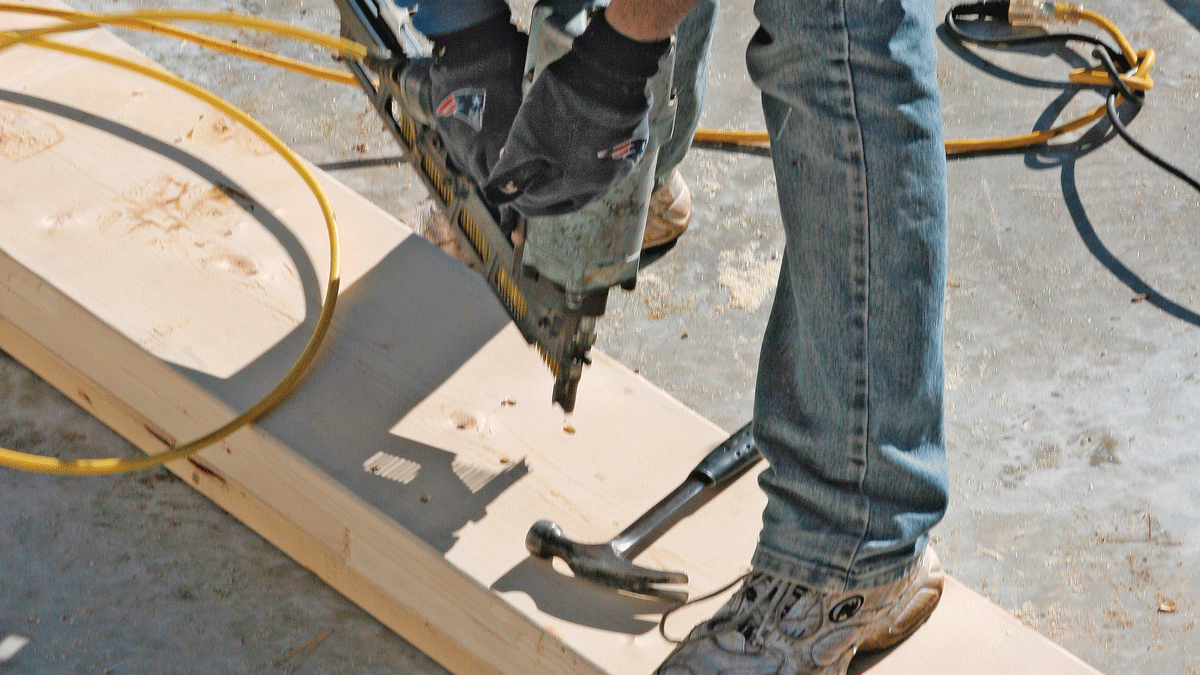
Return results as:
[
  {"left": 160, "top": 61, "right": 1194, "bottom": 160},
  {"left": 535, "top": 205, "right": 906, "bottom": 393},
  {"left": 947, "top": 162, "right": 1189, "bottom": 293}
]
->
[
  {"left": 572, "top": 9, "right": 671, "bottom": 78},
  {"left": 551, "top": 10, "right": 670, "bottom": 112},
  {"left": 431, "top": 14, "right": 523, "bottom": 69}
]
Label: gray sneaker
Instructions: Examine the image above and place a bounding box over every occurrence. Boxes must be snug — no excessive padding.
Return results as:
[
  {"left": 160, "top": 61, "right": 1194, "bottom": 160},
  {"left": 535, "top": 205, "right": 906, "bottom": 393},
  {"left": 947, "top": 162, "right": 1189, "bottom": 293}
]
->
[{"left": 656, "top": 547, "right": 943, "bottom": 675}]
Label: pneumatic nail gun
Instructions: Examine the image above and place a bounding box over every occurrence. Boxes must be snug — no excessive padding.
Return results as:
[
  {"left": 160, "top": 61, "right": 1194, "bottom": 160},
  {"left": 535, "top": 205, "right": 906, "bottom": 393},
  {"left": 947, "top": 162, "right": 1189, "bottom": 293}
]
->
[{"left": 334, "top": 0, "right": 677, "bottom": 412}]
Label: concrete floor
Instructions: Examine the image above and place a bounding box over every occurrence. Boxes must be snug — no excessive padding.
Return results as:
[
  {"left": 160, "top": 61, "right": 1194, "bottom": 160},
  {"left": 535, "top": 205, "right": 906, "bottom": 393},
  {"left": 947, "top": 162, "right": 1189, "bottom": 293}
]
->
[{"left": 2, "top": 0, "right": 1198, "bottom": 673}]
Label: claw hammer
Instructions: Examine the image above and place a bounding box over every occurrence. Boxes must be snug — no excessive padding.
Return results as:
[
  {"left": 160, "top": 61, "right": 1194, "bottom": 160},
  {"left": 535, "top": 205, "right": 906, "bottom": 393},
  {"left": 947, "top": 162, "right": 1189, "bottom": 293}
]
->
[{"left": 525, "top": 423, "right": 760, "bottom": 602}]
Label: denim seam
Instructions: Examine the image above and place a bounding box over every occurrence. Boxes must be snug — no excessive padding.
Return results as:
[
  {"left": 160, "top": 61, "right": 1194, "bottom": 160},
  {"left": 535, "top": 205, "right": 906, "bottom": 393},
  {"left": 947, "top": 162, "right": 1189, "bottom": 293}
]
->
[{"left": 836, "top": 0, "right": 873, "bottom": 574}]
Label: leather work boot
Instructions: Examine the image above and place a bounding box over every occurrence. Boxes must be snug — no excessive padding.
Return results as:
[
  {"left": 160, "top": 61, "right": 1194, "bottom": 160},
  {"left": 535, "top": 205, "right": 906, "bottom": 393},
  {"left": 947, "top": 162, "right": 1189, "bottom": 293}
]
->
[
  {"left": 643, "top": 167, "right": 692, "bottom": 250},
  {"left": 656, "top": 547, "right": 943, "bottom": 675}
]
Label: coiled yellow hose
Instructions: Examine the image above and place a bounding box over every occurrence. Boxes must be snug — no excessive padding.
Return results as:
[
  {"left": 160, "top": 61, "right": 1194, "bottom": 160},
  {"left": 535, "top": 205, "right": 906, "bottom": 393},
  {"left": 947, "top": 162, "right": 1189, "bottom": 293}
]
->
[
  {"left": 1, "top": 4, "right": 366, "bottom": 82},
  {"left": 0, "top": 6, "right": 363, "bottom": 474},
  {"left": 942, "top": 2, "right": 1153, "bottom": 154},
  {"left": 694, "top": 3, "right": 1154, "bottom": 154}
]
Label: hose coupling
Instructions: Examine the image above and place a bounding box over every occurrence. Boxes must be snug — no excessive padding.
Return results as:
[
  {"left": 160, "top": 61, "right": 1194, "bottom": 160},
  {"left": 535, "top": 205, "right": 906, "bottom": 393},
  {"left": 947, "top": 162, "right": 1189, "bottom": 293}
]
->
[{"left": 1009, "top": 0, "right": 1083, "bottom": 26}]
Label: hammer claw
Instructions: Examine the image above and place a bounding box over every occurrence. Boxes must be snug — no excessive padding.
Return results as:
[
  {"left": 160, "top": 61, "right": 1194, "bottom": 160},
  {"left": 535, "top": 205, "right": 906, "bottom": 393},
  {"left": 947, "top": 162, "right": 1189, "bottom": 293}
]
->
[
  {"left": 526, "top": 519, "right": 691, "bottom": 602},
  {"left": 616, "top": 581, "right": 689, "bottom": 604},
  {"left": 576, "top": 558, "right": 690, "bottom": 603}
]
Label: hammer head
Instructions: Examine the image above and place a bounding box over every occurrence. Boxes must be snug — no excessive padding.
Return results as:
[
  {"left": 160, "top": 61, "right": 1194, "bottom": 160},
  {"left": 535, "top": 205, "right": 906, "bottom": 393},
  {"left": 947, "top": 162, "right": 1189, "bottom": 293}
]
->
[{"left": 525, "top": 520, "right": 690, "bottom": 603}]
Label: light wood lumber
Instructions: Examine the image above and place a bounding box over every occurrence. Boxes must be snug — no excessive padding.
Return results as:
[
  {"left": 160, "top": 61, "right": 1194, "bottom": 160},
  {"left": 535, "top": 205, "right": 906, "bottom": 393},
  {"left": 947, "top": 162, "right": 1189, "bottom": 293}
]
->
[{"left": 0, "top": 3, "right": 1103, "bottom": 674}]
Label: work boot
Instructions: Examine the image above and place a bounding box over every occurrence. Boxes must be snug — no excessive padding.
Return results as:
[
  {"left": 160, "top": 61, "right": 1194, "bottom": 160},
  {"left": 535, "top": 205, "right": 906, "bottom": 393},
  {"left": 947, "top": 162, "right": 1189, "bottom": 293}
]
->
[
  {"left": 643, "top": 167, "right": 692, "bottom": 250},
  {"left": 656, "top": 547, "right": 943, "bottom": 675}
]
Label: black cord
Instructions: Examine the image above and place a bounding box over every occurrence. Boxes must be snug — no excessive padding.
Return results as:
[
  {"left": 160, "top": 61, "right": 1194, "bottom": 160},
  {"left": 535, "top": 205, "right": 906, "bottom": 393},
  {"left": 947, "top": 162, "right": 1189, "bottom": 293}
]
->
[
  {"left": 945, "top": 2, "right": 1129, "bottom": 70},
  {"left": 945, "top": 1, "right": 1200, "bottom": 196},
  {"left": 1093, "top": 48, "right": 1200, "bottom": 194},
  {"left": 1092, "top": 47, "right": 1143, "bottom": 105}
]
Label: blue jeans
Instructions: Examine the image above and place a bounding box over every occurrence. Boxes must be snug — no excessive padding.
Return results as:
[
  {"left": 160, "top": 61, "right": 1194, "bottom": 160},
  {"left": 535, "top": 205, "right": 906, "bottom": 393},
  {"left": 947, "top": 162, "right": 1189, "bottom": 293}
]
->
[
  {"left": 747, "top": 0, "right": 949, "bottom": 592},
  {"left": 391, "top": 0, "right": 949, "bottom": 593}
]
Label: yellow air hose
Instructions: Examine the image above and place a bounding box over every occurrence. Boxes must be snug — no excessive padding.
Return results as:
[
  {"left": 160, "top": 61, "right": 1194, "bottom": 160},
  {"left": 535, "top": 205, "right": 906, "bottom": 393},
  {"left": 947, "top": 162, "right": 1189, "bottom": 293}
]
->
[
  {"left": 694, "top": 2, "right": 1154, "bottom": 154},
  {"left": 0, "top": 7, "right": 368, "bottom": 474},
  {"left": 943, "top": 4, "right": 1155, "bottom": 154},
  {"left": 0, "top": 5, "right": 366, "bottom": 81}
]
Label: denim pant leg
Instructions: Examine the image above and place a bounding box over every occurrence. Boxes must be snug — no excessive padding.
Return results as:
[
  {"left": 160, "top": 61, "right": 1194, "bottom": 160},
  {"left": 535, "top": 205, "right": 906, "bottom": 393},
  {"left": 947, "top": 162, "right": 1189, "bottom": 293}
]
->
[
  {"left": 390, "top": 0, "right": 508, "bottom": 36},
  {"left": 745, "top": 0, "right": 950, "bottom": 593},
  {"left": 655, "top": 0, "right": 718, "bottom": 184}
]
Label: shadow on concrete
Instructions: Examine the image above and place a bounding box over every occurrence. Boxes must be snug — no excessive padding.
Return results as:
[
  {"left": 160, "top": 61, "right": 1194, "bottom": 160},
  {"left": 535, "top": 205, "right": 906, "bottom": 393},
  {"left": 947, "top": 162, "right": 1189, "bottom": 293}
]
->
[
  {"left": 939, "top": 30, "right": 1107, "bottom": 161},
  {"left": 939, "top": 36, "right": 1200, "bottom": 329},
  {"left": 1165, "top": 0, "right": 1200, "bottom": 31},
  {"left": 1053, "top": 154, "right": 1200, "bottom": 328},
  {"left": 936, "top": 23, "right": 1092, "bottom": 90},
  {"left": 1021, "top": 98, "right": 1200, "bottom": 328}
]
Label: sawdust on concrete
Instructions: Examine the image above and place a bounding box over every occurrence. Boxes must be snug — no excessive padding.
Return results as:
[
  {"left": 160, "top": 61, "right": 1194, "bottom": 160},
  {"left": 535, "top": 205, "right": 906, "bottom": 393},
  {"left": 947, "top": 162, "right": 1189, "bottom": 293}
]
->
[
  {"left": 717, "top": 242, "right": 781, "bottom": 310},
  {"left": 637, "top": 270, "right": 694, "bottom": 320}
]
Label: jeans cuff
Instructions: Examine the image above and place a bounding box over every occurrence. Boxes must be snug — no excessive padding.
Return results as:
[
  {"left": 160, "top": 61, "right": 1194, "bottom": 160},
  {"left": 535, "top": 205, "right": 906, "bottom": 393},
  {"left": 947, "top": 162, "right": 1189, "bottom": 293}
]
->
[{"left": 751, "top": 536, "right": 929, "bottom": 593}]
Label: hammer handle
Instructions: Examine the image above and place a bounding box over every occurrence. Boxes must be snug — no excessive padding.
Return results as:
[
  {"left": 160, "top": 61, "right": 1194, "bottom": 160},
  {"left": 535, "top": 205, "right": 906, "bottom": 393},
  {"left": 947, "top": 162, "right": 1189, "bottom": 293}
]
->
[
  {"left": 611, "top": 423, "right": 760, "bottom": 560},
  {"left": 692, "top": 423, "right": 759, "bottom": 485}
]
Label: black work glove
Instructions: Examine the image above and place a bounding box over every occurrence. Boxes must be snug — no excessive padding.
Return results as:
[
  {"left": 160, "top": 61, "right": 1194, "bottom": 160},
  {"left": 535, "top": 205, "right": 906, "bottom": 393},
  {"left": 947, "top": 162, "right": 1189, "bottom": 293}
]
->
[
  {"left": 427, "top": 14, "right": 527, "bottom": 188},
  {"left": 483, "top": 11, "right": 670, "bottom": 217}
]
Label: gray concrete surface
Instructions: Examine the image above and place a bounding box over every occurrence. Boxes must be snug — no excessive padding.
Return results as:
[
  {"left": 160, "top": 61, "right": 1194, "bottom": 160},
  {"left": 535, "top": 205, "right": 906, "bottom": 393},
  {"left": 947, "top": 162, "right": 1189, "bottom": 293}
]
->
[{"left": 2, "top": 0, "right": 1198, "bottom": 673}]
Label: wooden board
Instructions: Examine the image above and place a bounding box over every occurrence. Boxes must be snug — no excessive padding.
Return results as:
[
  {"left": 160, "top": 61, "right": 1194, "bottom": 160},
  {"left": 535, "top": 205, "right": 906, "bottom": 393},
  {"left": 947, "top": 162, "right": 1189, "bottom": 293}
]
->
[{"left": 0, "top": 3, "right": 1103, "bottom": 674}]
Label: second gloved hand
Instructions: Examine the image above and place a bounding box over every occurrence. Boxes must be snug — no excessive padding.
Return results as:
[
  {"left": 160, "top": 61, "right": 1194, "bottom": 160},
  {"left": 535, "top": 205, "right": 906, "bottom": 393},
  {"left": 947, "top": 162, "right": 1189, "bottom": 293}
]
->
[{"left": 483, "top": 11, "right": 670, "bottom": 217}]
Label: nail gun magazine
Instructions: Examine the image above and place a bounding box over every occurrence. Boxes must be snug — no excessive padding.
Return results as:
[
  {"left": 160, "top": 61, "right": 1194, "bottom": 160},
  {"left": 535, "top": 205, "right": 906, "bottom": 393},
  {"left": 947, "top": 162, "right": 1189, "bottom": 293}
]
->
[{"left": 333, "top": 0, "right": 677, "bottom": 412}]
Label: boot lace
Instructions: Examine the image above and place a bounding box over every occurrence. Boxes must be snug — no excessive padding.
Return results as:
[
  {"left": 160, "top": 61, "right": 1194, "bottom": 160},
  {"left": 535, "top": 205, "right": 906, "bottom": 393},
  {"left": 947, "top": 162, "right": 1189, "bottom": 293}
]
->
[{"left": 660, "top": 571, "right": 808, "bottom": 647}]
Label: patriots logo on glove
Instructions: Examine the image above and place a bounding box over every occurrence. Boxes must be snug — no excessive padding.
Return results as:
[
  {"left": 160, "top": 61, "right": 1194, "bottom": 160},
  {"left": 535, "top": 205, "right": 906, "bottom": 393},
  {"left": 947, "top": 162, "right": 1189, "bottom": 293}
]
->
[
  {"left": 598, "top": 137, "right": 647, "bottom": 163},
  {"left": 436, "top": 88, "right": 487, "bottom": 131}
]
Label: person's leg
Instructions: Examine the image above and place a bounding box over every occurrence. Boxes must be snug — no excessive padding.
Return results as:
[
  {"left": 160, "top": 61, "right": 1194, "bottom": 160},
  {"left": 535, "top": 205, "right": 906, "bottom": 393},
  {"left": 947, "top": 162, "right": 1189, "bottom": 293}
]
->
[
  {"left": 641, "top": 0, "right": 717, "bottom": 249},
  {"left": 658, "top": 0, "right": 948, "bottom": 671},
  {"left": 748, "top": 0, "right": 949, "bottom": 592},
  {"left": 655, "top": 0, "right": 717, "bottom": 182},
  {"left": 390, "top": 0, "right": 507, "bottom": 36}
]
